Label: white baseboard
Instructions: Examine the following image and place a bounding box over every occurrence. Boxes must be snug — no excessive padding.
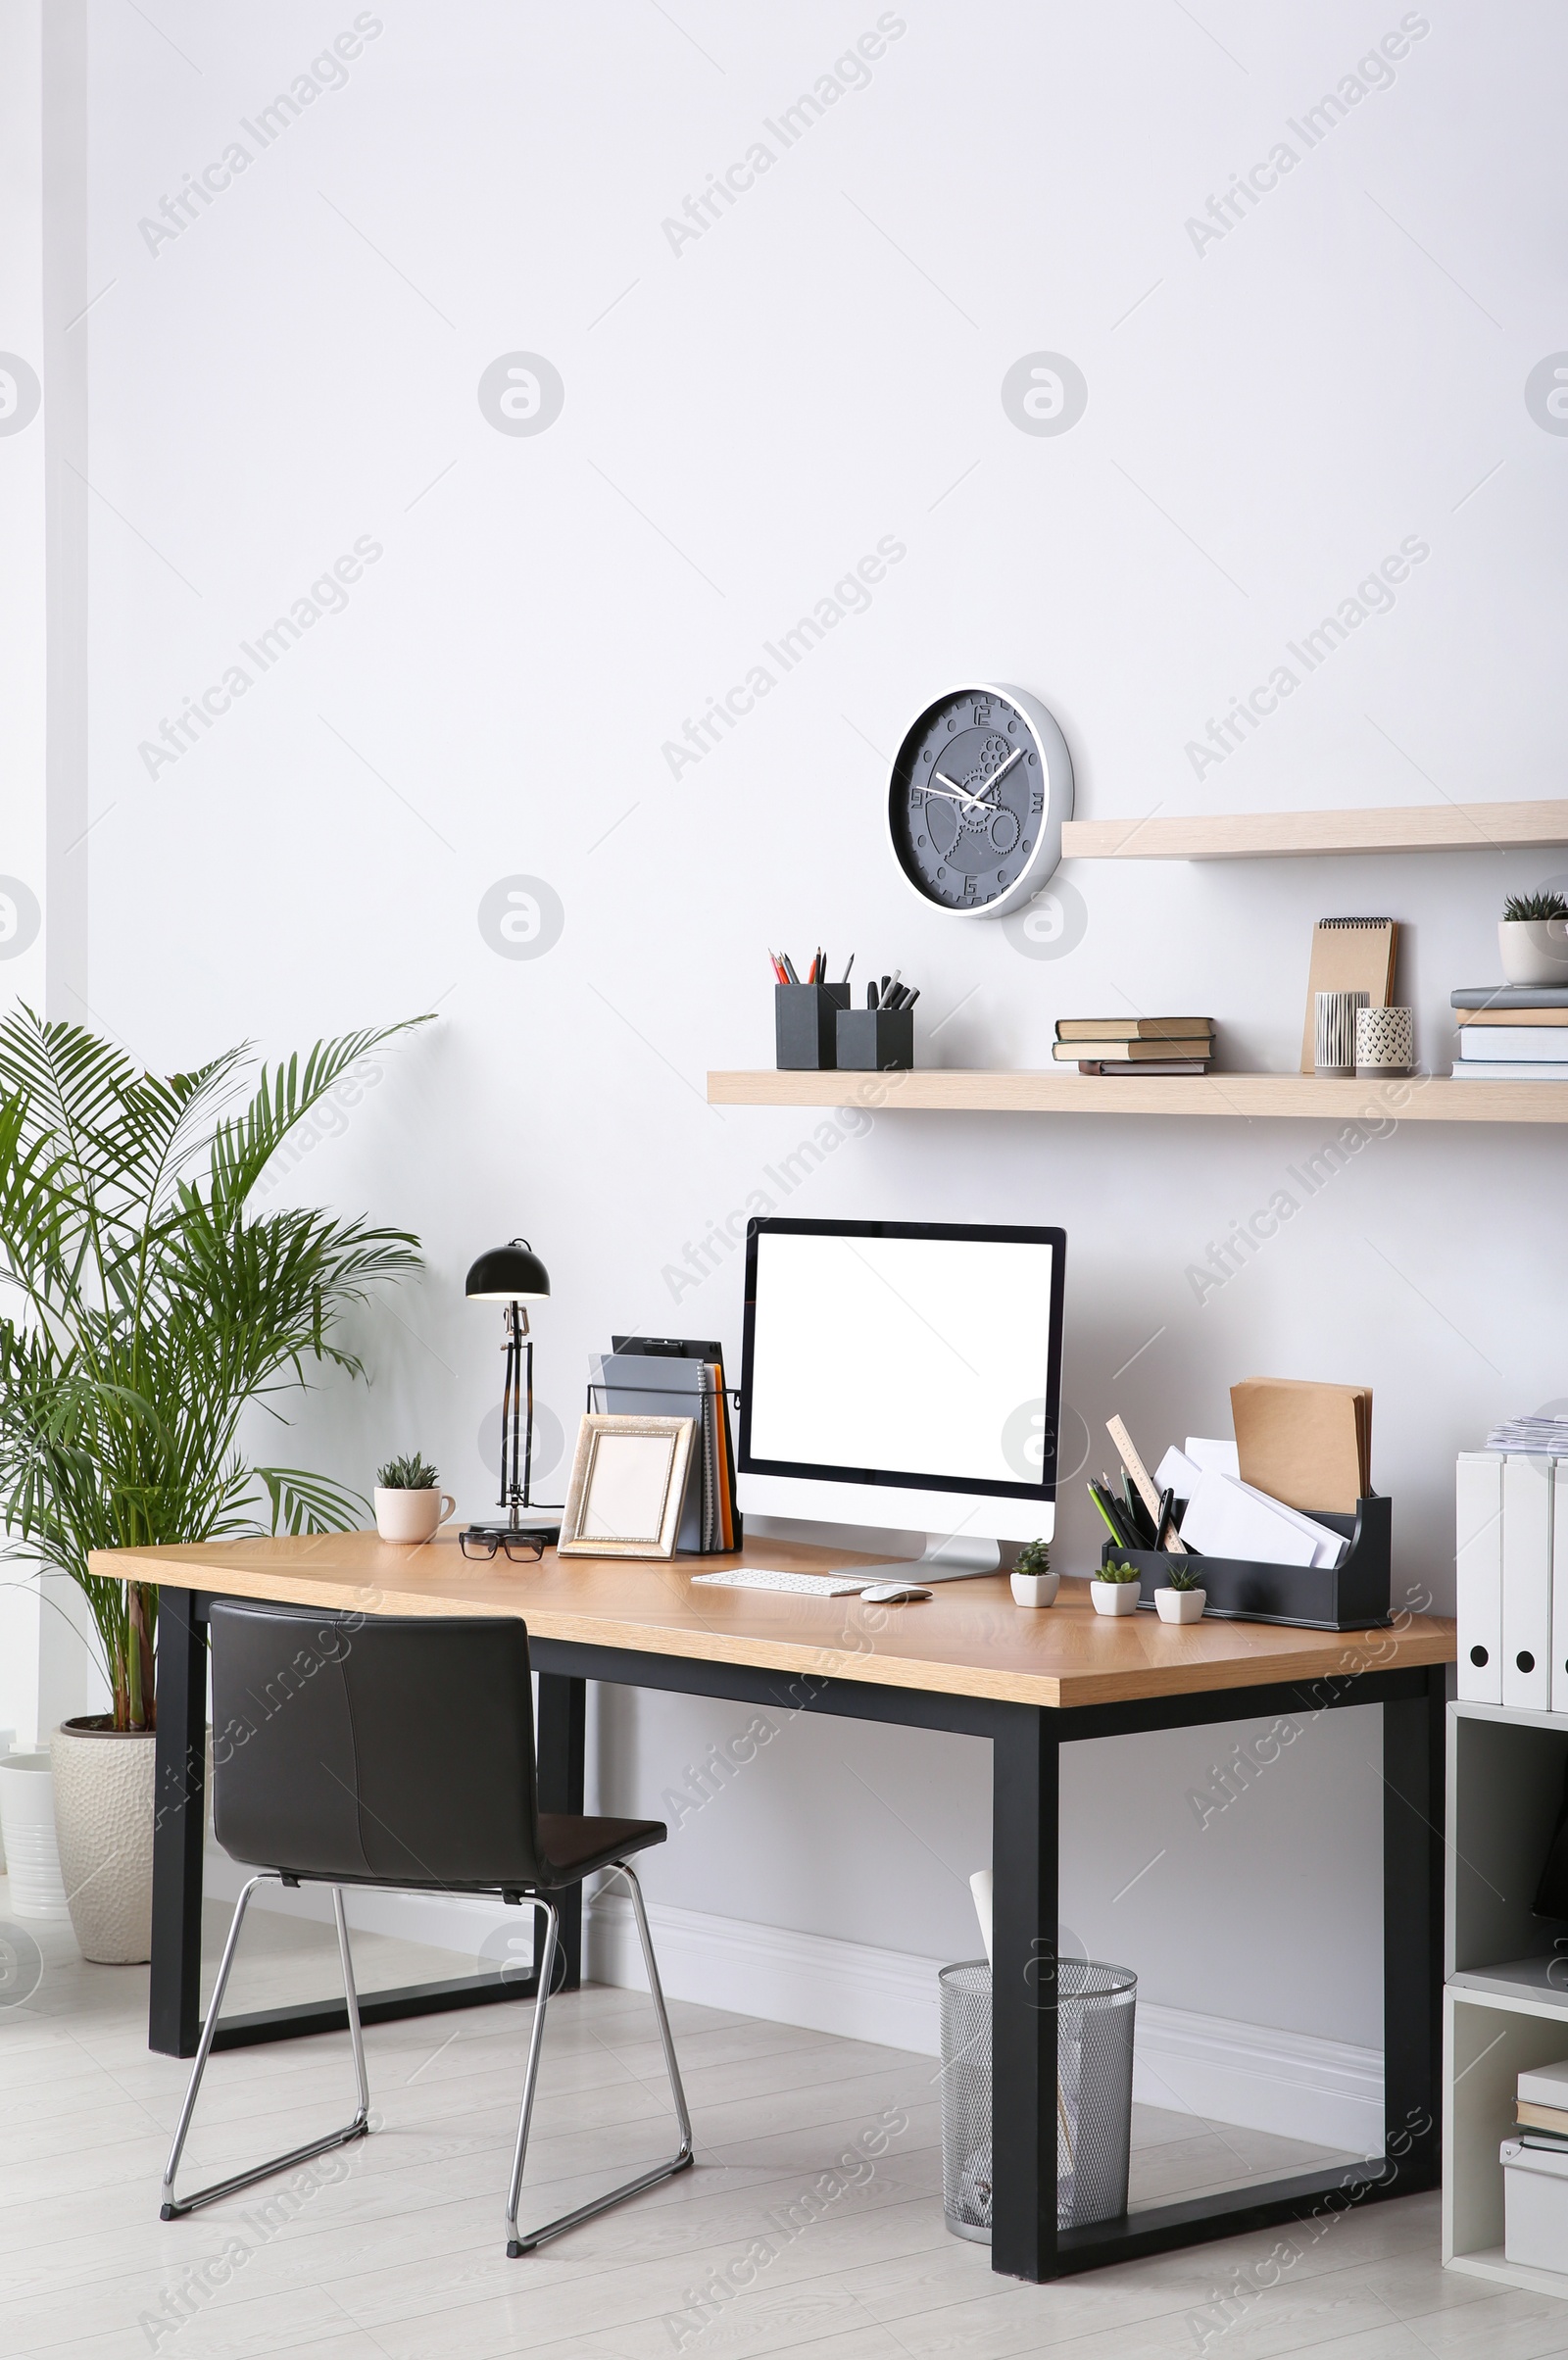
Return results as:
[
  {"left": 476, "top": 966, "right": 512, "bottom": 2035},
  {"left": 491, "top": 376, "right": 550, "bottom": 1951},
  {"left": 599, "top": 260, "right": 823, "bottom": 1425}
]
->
[
  {"left": 203, "top": 1853, "right": 1381, "bottom": 2152},
  {"left": 586, "top": 1893, "right": 1384, "bottom": 2155}
]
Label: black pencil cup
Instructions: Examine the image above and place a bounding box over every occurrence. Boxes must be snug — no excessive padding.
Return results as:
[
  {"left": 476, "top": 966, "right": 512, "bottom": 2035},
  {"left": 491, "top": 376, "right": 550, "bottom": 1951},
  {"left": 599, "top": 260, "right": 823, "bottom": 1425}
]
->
[
  {"left": 836, "top": 1007, "right": 914, "bottom": 1071},
  {"left": 775, "top": 983, "right": 850, "bottom": 1070}
]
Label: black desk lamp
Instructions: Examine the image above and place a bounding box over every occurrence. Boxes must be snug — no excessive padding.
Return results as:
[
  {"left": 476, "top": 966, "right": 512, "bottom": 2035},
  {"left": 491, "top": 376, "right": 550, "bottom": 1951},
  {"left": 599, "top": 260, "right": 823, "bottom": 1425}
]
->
[{"left": 465, "top": 1238, "right": 553, "bottom": 1550}]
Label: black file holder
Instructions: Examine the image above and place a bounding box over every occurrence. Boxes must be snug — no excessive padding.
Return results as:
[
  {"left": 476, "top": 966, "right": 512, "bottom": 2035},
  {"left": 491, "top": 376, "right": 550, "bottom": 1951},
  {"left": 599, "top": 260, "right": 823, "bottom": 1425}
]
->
[
  {"left": 775, "top": 983, "right": 851, "bottom": 1070},
  {"left": 1101, "top": 1494, "right": 1391, "bottom": 1631}
]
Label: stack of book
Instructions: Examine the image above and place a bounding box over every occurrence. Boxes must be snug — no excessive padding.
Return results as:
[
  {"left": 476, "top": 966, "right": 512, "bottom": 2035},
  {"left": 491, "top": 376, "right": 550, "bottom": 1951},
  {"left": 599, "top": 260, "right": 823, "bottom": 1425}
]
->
[
  {"left": 1053, "top": 1017, "right": 1214, "bottom": 1075},
  {"left": 1452, "top": 989, "right": 1568, "bottom": 1078},
  {"left": 1515, "top": 2058, "right": 1568, "bottom": 2154}
]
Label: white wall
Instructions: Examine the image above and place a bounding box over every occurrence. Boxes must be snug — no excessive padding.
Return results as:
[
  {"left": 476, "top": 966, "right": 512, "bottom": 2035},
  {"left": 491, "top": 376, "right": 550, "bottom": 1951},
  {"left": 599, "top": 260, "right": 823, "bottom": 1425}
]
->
[{"left": 51, "top": 4, "right": 1568, "bottom": 2055}]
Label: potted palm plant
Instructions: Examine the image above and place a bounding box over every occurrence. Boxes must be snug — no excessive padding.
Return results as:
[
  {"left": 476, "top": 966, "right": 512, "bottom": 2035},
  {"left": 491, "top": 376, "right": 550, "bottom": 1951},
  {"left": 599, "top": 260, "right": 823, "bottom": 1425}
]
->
[{"left": 0, "top": 1008, "right": 424, "bottom": 1962}]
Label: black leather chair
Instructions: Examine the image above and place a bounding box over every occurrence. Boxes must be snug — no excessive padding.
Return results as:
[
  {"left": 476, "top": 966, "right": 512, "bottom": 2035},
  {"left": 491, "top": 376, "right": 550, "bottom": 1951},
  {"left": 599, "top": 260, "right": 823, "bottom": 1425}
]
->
[{"left": 160, "top": 1600, "right": 692, "bottom": 2256}]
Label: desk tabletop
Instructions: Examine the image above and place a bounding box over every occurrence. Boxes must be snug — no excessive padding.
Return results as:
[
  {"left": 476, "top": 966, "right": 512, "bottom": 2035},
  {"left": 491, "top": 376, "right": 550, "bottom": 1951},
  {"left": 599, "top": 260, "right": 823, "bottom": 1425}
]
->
[{"left": 95, "top": 1533, "right": 1454, "bottom": 1710}]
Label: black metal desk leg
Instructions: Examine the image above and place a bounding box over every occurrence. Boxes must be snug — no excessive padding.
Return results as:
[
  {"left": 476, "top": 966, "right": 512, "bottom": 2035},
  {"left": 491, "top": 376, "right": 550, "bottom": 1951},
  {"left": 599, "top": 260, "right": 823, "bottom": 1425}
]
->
[
  {"left": 992, "top": 1704, "right": 1060, "bottom": 2282},
  {"left": 537, "top": 1672, "right": 587, "bottom": 1991},
  {"left": 1381, "top": 1664, "right": 1445, "bottom": 2184},
  {"left": 150, "top": 1588, "right": 207, "bottom": 2058}
]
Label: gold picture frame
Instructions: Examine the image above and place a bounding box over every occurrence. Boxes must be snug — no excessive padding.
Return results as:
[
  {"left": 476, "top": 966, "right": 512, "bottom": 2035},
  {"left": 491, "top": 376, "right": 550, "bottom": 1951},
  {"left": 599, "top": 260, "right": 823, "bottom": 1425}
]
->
[{"left": 557, "top": 1413, "right": 697, "bottom": 1558}]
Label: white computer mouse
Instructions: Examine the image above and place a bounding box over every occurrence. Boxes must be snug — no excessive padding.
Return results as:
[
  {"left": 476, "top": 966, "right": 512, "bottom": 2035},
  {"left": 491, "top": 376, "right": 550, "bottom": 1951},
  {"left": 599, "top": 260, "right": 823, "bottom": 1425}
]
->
[{"left": 859, "top": 1583, "right": 933, "bottom": 1604}]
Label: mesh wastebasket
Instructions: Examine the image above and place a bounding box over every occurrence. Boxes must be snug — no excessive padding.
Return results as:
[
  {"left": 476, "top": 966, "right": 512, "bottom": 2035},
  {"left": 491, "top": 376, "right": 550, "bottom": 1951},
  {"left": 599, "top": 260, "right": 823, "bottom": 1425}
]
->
[{"left": 939, "top": 1956, "right": 1137, "bottom": 2238}]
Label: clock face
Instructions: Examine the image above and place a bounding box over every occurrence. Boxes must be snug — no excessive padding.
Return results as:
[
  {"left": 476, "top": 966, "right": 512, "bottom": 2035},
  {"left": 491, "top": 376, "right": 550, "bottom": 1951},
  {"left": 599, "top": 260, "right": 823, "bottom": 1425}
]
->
[{"left": 888, "top": 685, "right": 1072, "bottom": 918}]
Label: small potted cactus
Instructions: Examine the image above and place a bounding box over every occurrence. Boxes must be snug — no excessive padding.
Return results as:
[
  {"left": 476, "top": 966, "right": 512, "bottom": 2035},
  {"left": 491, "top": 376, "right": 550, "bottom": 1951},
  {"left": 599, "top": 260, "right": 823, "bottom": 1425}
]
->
[
  {"left": 373, "top": 1452, "right": 456, "bottom": 1544},
  {"left": 1090, "top": 1559, "right": 1142, "bottom": 1616},
  {"left": 1009, "top": 1539, "right": 1057, "bottom": 1608},
  {"left": 1499, "top": 890, "right": 1568, "bottom": 986},
  {"left": 1153, "top": 1563, "right": 1207, "bottom": 1624}
]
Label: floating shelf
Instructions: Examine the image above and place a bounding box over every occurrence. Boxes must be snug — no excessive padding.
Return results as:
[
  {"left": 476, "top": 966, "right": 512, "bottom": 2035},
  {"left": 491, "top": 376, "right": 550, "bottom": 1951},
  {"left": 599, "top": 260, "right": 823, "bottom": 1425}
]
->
[
  {"left": 1061, "top": 800, "right": 1568, "bottom": 860},
  {"left": 708, "top": 1069, "right": 1568, "bottom": 1125}
]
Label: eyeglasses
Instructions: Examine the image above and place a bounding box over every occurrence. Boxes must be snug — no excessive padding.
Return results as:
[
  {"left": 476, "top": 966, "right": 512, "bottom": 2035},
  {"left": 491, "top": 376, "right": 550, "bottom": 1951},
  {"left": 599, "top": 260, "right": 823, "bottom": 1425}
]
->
[{"left": 459, "top": 1529, "right": 545, "bottom": 1563}]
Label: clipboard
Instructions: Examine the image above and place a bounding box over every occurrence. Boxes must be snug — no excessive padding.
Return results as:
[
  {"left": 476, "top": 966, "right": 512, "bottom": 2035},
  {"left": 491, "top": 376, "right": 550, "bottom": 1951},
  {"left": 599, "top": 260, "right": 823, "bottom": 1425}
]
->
[{"left": 1299, "top": 918, "right": 1396, "bottom": 1073}]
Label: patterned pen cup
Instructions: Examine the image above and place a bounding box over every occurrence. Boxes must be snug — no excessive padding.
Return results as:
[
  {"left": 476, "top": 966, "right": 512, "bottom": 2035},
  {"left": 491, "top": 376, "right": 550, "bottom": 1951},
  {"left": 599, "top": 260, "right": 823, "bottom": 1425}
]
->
[
  {"left": 1314, "top": 989, "right": 1369, "bottom": 1078},
  {"left": 1355, "top": 1005, "right": 1414, "bottom": 1078}
]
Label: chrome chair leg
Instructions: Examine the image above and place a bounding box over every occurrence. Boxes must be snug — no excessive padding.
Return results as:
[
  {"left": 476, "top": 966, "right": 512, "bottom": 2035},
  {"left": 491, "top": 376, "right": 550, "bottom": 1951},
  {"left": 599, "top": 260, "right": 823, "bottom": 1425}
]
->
[
  {"left": 505, "top": 1861, "right": 694, "bottom": 2258},
  {"left": 160, "top": 1877, "right": 371, "bottom": 2220}
]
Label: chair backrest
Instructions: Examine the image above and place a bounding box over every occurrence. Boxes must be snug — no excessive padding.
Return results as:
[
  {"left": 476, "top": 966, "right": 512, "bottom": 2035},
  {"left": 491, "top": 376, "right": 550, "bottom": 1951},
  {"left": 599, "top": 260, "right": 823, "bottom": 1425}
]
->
[{"left": 208, "top": 1600, "right": 544, "bottom": 1889}]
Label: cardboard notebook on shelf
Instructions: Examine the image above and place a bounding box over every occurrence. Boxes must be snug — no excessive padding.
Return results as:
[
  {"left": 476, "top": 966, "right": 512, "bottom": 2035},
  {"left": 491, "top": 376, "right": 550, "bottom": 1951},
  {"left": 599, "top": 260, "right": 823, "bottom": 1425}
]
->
[
  {"left": 588, "top": 1340, "right": 739, "bottom": 1552},
  {"left": 1298, "top": 918, "right": 1397, "bottom": 1072},
  {"left": 1231, "top": 1377, "right": 1371, "bottom": 1514}
]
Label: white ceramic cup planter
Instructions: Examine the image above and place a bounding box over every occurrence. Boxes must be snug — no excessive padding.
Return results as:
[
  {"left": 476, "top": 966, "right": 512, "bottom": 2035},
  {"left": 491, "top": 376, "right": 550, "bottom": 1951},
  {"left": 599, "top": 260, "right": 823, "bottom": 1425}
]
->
[
  {"left": 374, "top": 1486, "right": 457, "bottom": 1544},
  {"left": 1154, "top": 1586, "right": 1207, "bottom": 1624},
  {"left": 0, "top": 1750, "right": 72, "bottom": 1922},
  {"left": 1499, "top": 918, "right": 1568, "bottom": 987},
  {"left": 1090, "top": 1577, "right": 1141, "bottom": 1617},
  {"left": 1009, "top": 1569, "right": 1059, "bottom": 1608}
]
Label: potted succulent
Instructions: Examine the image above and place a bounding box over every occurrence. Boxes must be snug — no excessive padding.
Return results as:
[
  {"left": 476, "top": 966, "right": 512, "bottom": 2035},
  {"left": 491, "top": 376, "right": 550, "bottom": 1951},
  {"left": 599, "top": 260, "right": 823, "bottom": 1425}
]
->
[
  {"left": 0, "top": 1008, "right": 423, "bottom": 1963},
  {"left": 374, "top": 1452, "right": 456, "bottom": 1543},
  {"left": 1154, "top": 1563, "right": 1207, "bottom": 1624},
  {"left": 1009, "top": 1538, "right": 1058, "bottom": 1608},
  {"left": 1499, "top": 890, "right": 1568, "bottom": 986},
  {"left": 1090, "top": 1559, "right": 1142, "bottom": 1616}
]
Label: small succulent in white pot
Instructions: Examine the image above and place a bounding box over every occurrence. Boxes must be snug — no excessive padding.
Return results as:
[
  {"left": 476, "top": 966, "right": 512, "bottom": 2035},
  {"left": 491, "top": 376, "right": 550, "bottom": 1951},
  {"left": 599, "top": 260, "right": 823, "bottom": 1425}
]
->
[
  {"left": 1009, "top": 1538, "right": 1058, "bottom": 1608},
  {"left": 374, "top": 1453, "right": 456, "bottom": 1544},
  {"left": 1090, "top": 1559, "right": 1142, "bottom": 1616},
  {"left": 1153, "top": 1562, "right": 1207, "bottom": 1624},
  {"left": 1499, "top": 891, "right": 1568, "bottom": 987}
]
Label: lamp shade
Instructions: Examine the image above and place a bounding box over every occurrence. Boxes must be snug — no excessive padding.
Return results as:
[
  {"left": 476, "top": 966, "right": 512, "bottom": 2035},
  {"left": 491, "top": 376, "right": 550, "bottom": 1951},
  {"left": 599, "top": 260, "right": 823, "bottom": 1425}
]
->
[{"left": 465, "top": 1238, "right": 551, "bottom": 1302}]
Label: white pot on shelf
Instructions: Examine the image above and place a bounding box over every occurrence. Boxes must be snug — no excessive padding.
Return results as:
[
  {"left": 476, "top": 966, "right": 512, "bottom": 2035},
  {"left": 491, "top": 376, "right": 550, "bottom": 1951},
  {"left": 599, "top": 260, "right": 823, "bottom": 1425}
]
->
[
  {"left": 1499, "top": 918, "right": 1568, "bottom": 986},
  {"left": 1090, "top": 1578, "right": 1141, "bottom": 1617},
  {"left": 1009, "top": 1570, "right": 1059, "bottom": 1608},
  {"left": 373, "top": 1487, "right": 456, "bottom": 1544},
  {"left": 0, "top": 1750, "right": 72, "bottom": 1921},
  {"left": 51, "top": 1718, "right": 157, "bottom": 1963},
  {"left": 1154, "top": 1587, "right": 1207, "bottom": 1624}
]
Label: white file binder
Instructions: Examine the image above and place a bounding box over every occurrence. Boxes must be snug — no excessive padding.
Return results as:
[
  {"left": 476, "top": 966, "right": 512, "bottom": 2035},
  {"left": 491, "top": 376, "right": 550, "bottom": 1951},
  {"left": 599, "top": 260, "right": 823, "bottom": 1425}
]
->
[
  {"left": 1553, "top": 1463, "right": 1568, "bottom": 1717},
  {"left": 1456, "top": 1451, "right": 1503, "bottom": 1705},
  {"left": 1502, "top": 1452, "right": 1553, "bottom": 1712}
]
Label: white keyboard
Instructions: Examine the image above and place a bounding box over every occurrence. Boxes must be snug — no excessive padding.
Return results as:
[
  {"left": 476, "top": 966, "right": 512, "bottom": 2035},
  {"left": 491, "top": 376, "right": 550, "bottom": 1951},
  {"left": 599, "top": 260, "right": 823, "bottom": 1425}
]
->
[{"left": 690, "top": 1569, "right": 873, "bottom": 1598}]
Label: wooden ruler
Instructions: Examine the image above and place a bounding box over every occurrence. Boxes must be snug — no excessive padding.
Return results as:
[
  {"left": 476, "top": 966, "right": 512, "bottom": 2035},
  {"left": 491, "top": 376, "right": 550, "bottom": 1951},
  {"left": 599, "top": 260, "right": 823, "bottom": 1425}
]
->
[{"left": 1106, "top": 1414, "right": 1187, "bottom": 1554}]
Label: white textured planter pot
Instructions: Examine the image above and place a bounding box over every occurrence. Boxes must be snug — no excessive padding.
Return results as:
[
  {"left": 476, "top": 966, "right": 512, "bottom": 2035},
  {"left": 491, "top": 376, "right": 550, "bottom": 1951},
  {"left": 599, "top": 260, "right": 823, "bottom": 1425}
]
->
[
  {"left": 0, "top": 1751, "right": 72, "bottom": 1921},
  {"left": 1090, "top": 1579, "right": 1141, "bottom": 1616},
  {"left": 1009, "top": 1570, "right": 1059, "bottom": 1608},
  {"left": 51, "top": 1719, "right": 156, "bottom": 1963},
  {"left": 1499, "top": 918, "right": 1568, "bottom": 986},
  {"left": 1154, "top": 1587, "right": 1207, "bottom": 1624},
  {"left": 374, "top": 1486, "right": 456, "bottom": 1543},
  {"left": 0, "top": 1727, "right": 15, "bottom": 1874}
]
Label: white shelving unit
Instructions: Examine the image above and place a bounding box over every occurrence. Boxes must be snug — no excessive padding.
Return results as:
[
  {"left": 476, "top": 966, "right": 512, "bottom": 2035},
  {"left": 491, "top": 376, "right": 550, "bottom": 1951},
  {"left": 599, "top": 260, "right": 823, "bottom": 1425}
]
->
[{"left": 1445, "top": 1700, "right": 1568, "bottom": 2295}]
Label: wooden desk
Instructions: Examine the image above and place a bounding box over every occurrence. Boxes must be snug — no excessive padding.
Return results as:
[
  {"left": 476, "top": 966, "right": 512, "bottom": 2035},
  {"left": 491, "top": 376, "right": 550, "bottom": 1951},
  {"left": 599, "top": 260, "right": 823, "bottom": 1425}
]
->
[{"left": 103, "top": 1532, "right": 1455, "bottom": 2286}]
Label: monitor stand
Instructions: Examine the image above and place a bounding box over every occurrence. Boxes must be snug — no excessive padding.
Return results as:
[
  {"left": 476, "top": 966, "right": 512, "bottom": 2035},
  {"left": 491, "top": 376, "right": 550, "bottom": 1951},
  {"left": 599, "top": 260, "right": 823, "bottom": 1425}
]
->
[{"left": 841, "top": 1531, "right": 1002, "bottom": 1585}]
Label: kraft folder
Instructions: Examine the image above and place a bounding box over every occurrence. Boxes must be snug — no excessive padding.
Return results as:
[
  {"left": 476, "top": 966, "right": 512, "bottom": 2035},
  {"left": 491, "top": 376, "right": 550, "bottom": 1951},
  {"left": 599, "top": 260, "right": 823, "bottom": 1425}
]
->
[
  {"left": 1298, "top": 918, "right": 1396, "bottom": 1074},
  {"left": 1231, "top": 1378, "right": 1370, "bottom": 1515}
]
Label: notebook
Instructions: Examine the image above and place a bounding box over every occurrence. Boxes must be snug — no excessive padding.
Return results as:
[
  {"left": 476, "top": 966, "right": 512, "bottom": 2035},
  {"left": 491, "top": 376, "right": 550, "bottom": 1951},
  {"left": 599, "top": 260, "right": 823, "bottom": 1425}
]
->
[
  {"left": 1055, "top": 1018, "right": 1215, "bottom": 1042},
  {"left": 589, "top": 1348, "right": 739, "bottom": 1552},
  {"left": 1299, "top": 918, "right": 1396, "bottom": 1073}
]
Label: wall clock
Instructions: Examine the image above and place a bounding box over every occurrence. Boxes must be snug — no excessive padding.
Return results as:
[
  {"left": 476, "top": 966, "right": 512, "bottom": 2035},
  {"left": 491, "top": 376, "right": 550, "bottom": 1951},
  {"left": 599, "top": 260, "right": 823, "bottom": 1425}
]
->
[{"left": 888, "top": 683, "right": 1073, "bottom": 918}]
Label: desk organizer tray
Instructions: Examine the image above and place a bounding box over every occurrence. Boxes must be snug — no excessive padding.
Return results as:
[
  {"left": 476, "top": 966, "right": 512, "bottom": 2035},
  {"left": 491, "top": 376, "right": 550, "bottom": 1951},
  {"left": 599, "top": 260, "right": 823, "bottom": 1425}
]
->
[{"left": 1100, "top": 1495, "right": 1391, "bottom": 1631}]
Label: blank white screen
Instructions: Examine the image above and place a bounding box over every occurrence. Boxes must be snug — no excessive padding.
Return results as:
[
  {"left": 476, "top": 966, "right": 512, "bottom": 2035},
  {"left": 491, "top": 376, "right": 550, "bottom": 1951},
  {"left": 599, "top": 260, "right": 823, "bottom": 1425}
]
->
[{"left": 747, "top": 1231, "right": 1056, "bottom": 1486}]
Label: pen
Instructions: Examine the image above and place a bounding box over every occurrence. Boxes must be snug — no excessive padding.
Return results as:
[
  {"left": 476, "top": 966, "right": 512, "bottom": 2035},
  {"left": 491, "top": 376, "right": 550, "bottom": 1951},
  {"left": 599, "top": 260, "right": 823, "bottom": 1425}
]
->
[
  {"left": 902, "top": 989, "right": 919, "bottom": 1012},
  {"left": 867, "top": 981, "right": 879, "bottom": 1009},
  {"left": 879, "top": 974, "right": 891, "bottom": 1001},
  {"left": 1154, "top": 1486, "right": 1175, "bottom": 1552},
  {"left": 840, "top": 955, "right": 855, "bottom": 984},
  {"left": 1087, "top": 1482, "right": 1124, "bottom": 1544},
  {"left": 782, "top": 953, "right": 800, "bottom": 984}
]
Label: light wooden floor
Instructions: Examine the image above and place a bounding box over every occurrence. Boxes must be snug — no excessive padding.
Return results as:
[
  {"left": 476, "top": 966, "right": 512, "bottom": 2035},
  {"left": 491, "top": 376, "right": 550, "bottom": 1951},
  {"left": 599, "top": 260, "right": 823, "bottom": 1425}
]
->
[{"left": 0, "top": 1884, "right": 1550, "bottom": 2360}]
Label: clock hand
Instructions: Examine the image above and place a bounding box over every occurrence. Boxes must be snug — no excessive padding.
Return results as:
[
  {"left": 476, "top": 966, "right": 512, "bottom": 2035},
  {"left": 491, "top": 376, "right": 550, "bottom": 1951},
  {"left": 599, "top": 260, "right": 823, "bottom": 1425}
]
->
[
  {"left": 932, "top": 770, "right": 991, "bottom": 811},
  {"left": 986, "top": 747, "right": 1025, "bottom": 789}
]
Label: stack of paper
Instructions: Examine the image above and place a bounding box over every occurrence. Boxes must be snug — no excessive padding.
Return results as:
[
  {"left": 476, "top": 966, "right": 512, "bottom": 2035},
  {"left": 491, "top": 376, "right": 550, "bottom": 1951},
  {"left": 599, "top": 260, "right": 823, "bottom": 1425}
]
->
[
  {"left": 1487, "top": 1414, "right": 1568, "bottom": 1455},
  {"left": 1177, "top": 1466, "right": 1348, "bottom": 1568},
  {"left": 1154, "top": 1438, "right": 1238, "bottom": 1498}
]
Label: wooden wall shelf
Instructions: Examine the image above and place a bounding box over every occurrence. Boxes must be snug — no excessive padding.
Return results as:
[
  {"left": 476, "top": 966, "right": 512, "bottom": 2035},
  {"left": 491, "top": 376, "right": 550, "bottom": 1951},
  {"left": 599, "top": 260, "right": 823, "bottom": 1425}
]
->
[
  {"left": 709, "top": 1069, "right": 1568, "bottom": 1125},
  {"left": 1060, "top": 801, "right": 1568, "bottom": 861}
]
